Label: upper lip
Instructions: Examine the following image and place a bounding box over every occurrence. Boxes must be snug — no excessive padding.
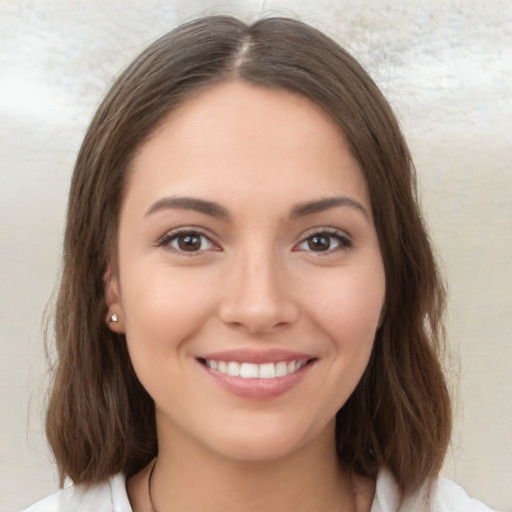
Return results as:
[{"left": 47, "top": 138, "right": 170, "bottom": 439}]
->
[{"left": 198, "top": 348, "right": 315, "bottom": 364}]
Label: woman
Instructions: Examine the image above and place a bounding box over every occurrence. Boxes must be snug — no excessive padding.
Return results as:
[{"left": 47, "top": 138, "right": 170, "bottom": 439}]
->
[{"left": 21, "top": 15, "right": 494, "bottom": 512}]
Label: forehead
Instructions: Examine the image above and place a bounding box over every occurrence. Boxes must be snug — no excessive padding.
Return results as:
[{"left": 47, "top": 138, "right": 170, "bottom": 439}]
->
[{"left": 126, "top": 80, "right": 370, "bottom": 214}]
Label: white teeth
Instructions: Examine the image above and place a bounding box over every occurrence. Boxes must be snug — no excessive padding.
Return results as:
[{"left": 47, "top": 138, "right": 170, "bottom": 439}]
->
[
  {"left": 204, "top": 359, "right": 308, "bottom": 379},
  {"left": 227, "top": 362, "right": 240, "bottom": 376},
  {"left": 207, "top": 360, "right": 218, "bottom": 370},
  {"left": 259, "top": 363, "right": 275, "bottom": 379},
  {"left": 240, "top": 363, "right": 259, "bottom": 378},
  {"left": 275, "top": 361, "right": 288, "bottom": 377}
]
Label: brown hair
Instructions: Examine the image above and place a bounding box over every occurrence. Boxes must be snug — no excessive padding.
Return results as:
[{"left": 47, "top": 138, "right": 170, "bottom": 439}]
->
[{"left": 46, "top": 15, "right": 451, "bottom": 494}]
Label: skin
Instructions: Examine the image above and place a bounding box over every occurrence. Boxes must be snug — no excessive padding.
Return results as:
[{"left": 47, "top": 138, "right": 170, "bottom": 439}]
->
[{"left": 106, "top": 81, "right": 384, "bottom": 512}]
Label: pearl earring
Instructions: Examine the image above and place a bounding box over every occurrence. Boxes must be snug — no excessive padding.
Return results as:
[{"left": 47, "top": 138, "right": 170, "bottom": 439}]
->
[{"left": 109, "top": 313, "right": 118, "bottom": 323}]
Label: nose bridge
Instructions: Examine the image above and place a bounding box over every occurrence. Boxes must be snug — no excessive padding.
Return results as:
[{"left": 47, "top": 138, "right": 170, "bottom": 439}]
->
[{"left": 219, "top": 239, "right": 297, "bottom": 333}]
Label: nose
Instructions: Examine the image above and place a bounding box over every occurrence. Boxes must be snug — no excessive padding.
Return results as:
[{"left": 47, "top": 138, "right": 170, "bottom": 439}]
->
[{"left": 218, "top": 246, "right": 299, "bottom": 335}]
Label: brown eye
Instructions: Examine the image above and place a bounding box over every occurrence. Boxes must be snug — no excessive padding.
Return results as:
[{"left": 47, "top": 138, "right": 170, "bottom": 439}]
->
[
  {"left": 295, "top": 230, "right": 352, "bottom": 253},
  {"left": 307, "top": 234, "right": 332, "bottom": 251},
  {"left": 176, "top": 233, "right": 202, "bottom": 251},
  {"left": 160, "top": 231, "right": 215, "bottom": 253}
]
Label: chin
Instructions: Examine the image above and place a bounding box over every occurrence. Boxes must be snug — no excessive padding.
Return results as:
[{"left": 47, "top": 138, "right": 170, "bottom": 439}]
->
[
  {"left": 202, "top": 417, "right": 334, "bottom": 464},
  {"left": 212, "top": 438, "right": 304, "bottom": 464}
]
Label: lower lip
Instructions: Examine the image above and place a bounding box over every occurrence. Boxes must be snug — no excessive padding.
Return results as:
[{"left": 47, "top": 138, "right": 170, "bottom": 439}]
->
[{"left": 200, "top": 361, "right": 314, "bottom": 400}]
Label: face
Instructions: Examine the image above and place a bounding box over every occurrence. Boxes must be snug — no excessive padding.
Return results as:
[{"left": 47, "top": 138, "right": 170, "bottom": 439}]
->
[{"left": 107, "top": 81, "right": 385, "bottom": 463}]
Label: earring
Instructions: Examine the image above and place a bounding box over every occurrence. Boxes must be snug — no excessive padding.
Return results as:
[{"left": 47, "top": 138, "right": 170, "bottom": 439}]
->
[{"left": 109, "top": 313, "right": 118, "bottom": 323}]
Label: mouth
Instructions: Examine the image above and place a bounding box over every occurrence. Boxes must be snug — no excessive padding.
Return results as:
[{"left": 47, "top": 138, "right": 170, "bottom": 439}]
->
[
  {"left": 196, "top": 351, "right": 316, "bottom": 400},
  {"left": 198, "top": 358, "right": 314, "bottom": 379}
]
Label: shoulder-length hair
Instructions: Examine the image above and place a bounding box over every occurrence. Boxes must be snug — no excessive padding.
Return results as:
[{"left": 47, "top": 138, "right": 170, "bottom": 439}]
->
[{"left": 46, "top": 15, "right": 451, "bottom": 495}]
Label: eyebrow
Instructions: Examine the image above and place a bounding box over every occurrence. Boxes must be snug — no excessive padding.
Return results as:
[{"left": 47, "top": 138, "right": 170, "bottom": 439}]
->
[
  {"left": 145, "top": 195, "right": 369, "bottom": 221},
  {"left": 145, "top": 196, "right": 229, "bottom": 218},
  {"left": 290, "top": 196, "right": 370, "bottom": 220}
]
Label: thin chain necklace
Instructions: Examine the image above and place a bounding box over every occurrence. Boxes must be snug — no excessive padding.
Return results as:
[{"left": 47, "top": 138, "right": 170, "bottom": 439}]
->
[
  {"left": 148, "top": 457, "right": 158, "bottom": 512},
  {"left": 147, "top": 456, "right": 358, "bottom": 512}
]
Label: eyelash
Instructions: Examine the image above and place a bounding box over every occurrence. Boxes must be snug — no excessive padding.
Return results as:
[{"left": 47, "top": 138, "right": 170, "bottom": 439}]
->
[
  {"left": 156, "top": 227, "right": 352, "bottom": 255},
  {"left": 294, "top": 228, "right": 352, "bottom": 254},
  {"left": 157, "top": 228, "right": 219, "bottom": 254}
]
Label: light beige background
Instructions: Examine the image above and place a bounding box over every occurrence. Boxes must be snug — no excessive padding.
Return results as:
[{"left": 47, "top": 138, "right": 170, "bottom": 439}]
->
[{"left": 1, "top": 1, "right": 510, "bottom": 511}]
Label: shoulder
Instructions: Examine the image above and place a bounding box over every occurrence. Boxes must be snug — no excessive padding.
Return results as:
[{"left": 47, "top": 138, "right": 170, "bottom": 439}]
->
[
  {"left": 18, "top": 474, "right": 132, "bottom": 512},
  {"left": 371, "top": 467, "right": 498, "bottom": 512},
  {"left": 429, "top": 478, "right": 498, "bottom": 512}
]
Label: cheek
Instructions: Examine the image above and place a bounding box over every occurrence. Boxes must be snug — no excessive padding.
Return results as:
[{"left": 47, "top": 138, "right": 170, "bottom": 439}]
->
[
  {"left": 304, "top": 266, "right": 385, "bottom": 353},
  {"left": 119, "top": 264, "right": 219, "bottom": 364},
  {"left": 309, "top": 268, "right": 385, "bottom": 320}
]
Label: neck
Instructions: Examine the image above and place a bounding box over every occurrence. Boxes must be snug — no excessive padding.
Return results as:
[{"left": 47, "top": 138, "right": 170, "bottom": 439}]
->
[{"left": 137, "top": 419, "right": 356, "bottom": 512}]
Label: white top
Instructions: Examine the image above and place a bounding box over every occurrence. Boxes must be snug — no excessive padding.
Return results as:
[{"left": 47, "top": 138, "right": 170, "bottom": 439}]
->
[{"left": 19, "top": 468, "right": 496, "bottom": 512}]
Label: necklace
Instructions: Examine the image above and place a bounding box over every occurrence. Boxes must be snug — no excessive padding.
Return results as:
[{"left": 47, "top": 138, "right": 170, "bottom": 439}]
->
[
  {"left": 147, "top": 456, "right": 359, "bottom": 512},
  {"left": 148, "top": 457, "right": 158, "bottom": 512}
]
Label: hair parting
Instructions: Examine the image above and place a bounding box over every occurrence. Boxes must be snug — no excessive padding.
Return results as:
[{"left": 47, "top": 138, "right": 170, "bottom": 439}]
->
[{"left": 46, "top": 15, "right": 451, "bottom": 496}]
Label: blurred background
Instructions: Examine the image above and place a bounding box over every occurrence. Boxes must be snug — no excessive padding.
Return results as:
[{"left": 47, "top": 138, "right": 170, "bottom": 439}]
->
[{"left": 1, "top": 1, "right": 510, "bottom": 510}]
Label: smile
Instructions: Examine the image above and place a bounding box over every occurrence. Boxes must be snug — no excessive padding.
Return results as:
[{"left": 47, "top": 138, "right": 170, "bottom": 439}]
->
[
  {"left": 197, "top": 349, "right": 316, "bottom": 399},
  {"left": 203, "top": 359, "right": 308, "bottom": 379}
]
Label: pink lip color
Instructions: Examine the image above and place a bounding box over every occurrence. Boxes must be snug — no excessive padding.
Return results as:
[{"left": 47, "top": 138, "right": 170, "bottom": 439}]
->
[
  {"left": 197, "top": 349, "right": 316, "bottom": 400},
  {"left": 199, "top": 348, "right": 314, "bottom": 364}
]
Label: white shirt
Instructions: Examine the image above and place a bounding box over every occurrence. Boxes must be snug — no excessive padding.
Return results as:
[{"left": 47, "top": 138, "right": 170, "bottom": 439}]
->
[{"left": 19, "top": 468, "right": 497, "bottom": 512}]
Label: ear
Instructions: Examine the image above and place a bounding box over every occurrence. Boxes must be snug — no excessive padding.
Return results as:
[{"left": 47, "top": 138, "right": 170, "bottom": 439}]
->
[{"left": 104, "top": 264, "right": 125, "bottom": 333}]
